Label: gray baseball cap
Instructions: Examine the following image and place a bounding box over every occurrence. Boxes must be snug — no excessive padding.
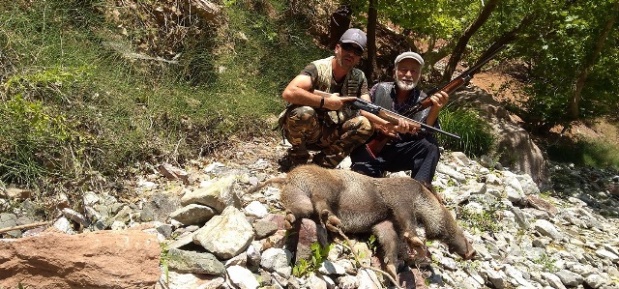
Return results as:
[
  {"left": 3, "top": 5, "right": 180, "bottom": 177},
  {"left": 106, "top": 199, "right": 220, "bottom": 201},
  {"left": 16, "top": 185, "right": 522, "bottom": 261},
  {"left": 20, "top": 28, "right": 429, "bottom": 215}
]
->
[
  {"left": 394, "top": 51, "right": 425, "bottom": 66},
  {"left": 339, "top": 28, "right": 367, "bottom": 51}
]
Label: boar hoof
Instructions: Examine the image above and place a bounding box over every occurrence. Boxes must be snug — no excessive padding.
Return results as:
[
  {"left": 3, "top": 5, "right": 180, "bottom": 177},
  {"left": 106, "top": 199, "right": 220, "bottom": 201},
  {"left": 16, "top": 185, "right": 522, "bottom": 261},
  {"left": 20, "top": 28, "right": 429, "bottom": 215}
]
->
[
  {"left": 327, "top": 214, "right": 341, "bottom": 227},
  {"left": 403, "top": 232, "right": 424, "bottom": 248},
  {"left": 284, "top": 212, "right": 296, "bottom": 229},
  {"left": 452, "top": 240, "right": 477, "bottom": 260},
  {"left": 464, "top": 248, "right": 477, "bottom": 260},
  {"left": 325, "top": 218, "right": 342, "bottom": 233},
  {"left": 385, "top": 263, "right": 399, "bottom": 285},
  {"left": 465, "top": 241, "right": 477, "bottom": 260},
  {"left": 320, "top": 210, "right": 341, "bottom": 232}
]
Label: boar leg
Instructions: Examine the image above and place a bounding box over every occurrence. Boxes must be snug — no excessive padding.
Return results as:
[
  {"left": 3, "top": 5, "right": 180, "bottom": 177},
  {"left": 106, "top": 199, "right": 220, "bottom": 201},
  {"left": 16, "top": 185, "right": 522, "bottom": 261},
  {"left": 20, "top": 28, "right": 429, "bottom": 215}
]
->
[
  {"left": 372, "top": 220, "right": 400, "bottom": 285},
  {"left": 313, "top": 199, "right": 341, "bottom": 232},
  {"left": 281, "top": 186, "right": 314, "bottom": 220},
  {"left": 389, "top": 202, "right": 425, "bottom": 253},
  {"left": 421, "top": 204, "right": 476, "bottom": 260},
  {"left": 387, "top": 202, "right": 429, "bottom": 260},
  {"left": 284, "top": 218, "right": 302, "bottom": 264}
]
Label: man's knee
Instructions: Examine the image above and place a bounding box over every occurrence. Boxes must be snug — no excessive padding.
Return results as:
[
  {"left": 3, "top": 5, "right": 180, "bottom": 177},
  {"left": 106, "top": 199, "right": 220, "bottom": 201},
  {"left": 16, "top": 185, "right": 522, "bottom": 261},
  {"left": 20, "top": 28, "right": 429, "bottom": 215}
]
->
[
  {"left": 417, "top": 138, "right": 439, "bottom": 157},
  {"left": 351, "top": 163, "right": 383, "bottom": 177},
  {"left": 285, "top": 106, "right": 319, "bottom": 129},
  {"left": 342, "top": 116, "right": 374, "bottom": 144},
  {"left": 426, "top": 141, "right": 440, "bottom": 160}
]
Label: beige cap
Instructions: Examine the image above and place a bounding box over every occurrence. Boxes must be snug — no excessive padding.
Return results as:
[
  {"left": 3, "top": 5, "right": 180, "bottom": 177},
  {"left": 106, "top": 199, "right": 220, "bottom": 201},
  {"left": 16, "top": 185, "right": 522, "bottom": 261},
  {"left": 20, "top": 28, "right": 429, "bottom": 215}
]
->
[{"left": 394, "top": 51, "right": 424, "bottom": 66}]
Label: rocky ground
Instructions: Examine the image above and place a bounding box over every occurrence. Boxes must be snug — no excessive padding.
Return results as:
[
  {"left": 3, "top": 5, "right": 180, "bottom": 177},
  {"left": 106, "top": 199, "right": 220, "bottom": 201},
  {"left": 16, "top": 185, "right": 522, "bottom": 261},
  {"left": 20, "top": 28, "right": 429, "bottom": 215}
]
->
[{"left": 1, "top": 136, "right": 619, "bottom": 289}]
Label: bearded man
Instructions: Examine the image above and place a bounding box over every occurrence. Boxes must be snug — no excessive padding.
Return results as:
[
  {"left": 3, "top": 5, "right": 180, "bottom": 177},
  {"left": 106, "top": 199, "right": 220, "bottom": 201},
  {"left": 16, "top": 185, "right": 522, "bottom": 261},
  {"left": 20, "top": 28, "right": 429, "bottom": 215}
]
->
[{"left": 349, "top": 51, "right": 449, "bottom": 189}]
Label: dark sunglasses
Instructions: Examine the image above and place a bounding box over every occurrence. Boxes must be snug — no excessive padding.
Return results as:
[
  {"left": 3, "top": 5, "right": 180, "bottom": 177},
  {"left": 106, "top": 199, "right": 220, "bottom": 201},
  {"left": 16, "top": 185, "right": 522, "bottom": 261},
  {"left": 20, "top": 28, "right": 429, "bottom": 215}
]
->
[{"left": 340, "top": 43, "right": 363, "bottom": 56}]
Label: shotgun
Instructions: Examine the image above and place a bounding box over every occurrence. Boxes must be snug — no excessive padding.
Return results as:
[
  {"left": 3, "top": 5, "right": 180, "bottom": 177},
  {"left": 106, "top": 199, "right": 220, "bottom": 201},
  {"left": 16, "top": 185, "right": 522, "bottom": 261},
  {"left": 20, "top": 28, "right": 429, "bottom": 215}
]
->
[{"left": 313, "top": 90, "right": 460, "bottom": 157}]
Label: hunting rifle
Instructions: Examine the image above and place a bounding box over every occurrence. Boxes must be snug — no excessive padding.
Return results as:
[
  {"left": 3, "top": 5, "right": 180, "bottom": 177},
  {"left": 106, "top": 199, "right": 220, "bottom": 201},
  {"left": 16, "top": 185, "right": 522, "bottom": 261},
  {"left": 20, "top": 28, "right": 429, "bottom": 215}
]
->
[
  {"left": 404, "top": 44, "right": 506, "bottom": 116},
  {"left": 313, "top": 90, "right": 461, "bottom": 158}
]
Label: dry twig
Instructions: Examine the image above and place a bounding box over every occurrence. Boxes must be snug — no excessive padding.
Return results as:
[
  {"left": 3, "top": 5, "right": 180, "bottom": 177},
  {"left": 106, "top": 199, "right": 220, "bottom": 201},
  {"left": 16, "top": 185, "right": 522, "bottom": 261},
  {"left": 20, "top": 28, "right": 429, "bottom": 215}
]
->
[{"left": 0, "top": 221, "right": 51, "bottom": 234}]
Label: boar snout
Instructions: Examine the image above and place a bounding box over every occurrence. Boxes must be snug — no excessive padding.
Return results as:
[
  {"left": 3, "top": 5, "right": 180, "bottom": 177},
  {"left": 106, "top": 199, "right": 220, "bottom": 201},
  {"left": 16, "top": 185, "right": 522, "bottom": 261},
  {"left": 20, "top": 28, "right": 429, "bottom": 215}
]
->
[{"left": 449, "top": 240, "right": 476, "bottom": 260}]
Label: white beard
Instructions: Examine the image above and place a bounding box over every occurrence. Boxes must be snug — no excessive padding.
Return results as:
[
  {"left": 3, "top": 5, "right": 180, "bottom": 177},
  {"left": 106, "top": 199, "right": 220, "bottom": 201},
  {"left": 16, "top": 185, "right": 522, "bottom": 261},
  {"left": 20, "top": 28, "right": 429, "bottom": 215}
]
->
[{"left": 395, "top": 79, "right": 417, "bottom": 91}]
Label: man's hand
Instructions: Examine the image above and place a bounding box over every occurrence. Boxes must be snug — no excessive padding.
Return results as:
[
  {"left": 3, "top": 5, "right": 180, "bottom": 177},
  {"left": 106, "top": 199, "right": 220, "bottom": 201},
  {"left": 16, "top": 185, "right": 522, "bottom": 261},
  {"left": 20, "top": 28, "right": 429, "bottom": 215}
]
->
[
  {"left": 425, "top": 90, "right": 449, "bottom": 127},
  {"left": 429, "top": 91, "right": 449, "bottom": 110},
  {"left": 376, "top": 122, "right": 398, "bottom": 138},
  {"left": 394, "top": 118, "right": 421, "bottom": 135},
  {"left": 377, "top": 118, "right": 420, "bottom": 137}
]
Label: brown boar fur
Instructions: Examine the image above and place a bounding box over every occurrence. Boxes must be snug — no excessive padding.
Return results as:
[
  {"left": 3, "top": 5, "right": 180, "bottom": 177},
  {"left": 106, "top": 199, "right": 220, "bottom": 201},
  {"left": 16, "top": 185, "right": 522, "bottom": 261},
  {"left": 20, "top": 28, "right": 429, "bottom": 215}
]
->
[{"left": 249, "top": 164, "right": 476, "bottom": 281}]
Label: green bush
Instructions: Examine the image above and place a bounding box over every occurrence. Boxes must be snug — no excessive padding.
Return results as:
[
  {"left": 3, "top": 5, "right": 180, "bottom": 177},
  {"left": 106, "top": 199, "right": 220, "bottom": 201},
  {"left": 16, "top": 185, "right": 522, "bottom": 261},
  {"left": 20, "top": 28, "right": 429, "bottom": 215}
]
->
[
  {"left": 437, "top": 106, "right": 496, "bottom": 158},
  {"left": 1, "top": 96, "right": 72, "bottom": 184}
]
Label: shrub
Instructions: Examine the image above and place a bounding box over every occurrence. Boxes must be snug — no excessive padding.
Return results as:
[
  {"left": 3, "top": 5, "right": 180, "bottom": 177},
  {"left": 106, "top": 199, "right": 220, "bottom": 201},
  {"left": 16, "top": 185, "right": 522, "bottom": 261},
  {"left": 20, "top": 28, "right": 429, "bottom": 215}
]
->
[{"left": 438, "top": 106, "right": 496, "bottom": 158}]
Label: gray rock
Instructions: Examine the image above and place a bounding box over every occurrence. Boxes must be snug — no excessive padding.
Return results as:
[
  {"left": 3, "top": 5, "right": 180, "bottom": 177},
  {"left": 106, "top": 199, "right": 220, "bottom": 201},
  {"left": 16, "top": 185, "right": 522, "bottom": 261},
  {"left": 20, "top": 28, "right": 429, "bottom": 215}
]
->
[
  {"left": 533, "top": 219, "right": 563, "bottom": 241},
  {"left": 510, "top": 206, "right": 530, "bottom": 229},
  {"left": 437, "top": 163, "right": 467, "bottom": 182},
  {"left": 595, "top": 249, "right": 619, "bottom": 263},
  {"left": 227, "top": 265, "right": 259, "bottom": 289},
  {"left": 141, "top": 192, "right": 181, "bottom": 222},
  {"left": 169, "top": 204, "right": 216, "bottom": 225},
  {"left": 253, "top": 219, "right": 278, "bottom": 239},
  {"left": 193, "top": 206, "right": 254, "bottom": 259},
  {"left": 166, "top": 248, "right": 225, "bottom": 275},
  {"left": 260, "top": 248, "right": 292, "bottom": 277},
  {"left": 0, "top": 213, "right": 19, "bottom": 237},
  {"left": 181, "top": 175, "right": 239, "bottom": 213},
  {"left": 306, "top": 273, "right": 328, "bottom": 289},
  {"left": 541, "top": 272, "right": 567, "bottom": 289},
  {"left": 555, "top": 269, "right": 584, "bottom": 287},
  {"left": 481, "top": 266, "right": 506, "bottom": 289},
  {"left": 584, "top": 274, "right": 607, "bottom": 289},
  {"left": 244, "top": 200, "right": 268, "bottom": 218}
]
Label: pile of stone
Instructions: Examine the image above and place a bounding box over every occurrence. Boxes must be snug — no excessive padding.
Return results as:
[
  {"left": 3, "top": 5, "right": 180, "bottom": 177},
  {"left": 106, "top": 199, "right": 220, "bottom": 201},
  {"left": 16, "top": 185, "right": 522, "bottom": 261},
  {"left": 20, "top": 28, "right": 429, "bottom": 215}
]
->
[{"left": 1, "top": 141, "right": 619, "bottom": 289}]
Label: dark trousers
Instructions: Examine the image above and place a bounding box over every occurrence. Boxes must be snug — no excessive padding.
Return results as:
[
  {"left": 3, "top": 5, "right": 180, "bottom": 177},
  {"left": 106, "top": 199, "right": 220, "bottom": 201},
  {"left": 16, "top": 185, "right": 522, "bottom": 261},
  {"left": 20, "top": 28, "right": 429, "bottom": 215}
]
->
[{"left": 350, "top": 137, "right": 440, "bottom": 184}]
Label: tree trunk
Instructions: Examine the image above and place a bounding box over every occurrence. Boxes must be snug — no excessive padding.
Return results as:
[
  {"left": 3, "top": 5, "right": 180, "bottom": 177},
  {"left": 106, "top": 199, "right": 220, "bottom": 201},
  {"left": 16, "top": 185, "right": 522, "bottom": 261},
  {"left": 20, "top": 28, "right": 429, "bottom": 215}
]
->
[
  {"left": 328, "top": 5, "right": 352, "bottom": 49},
  {"left": 567, "top": 1, "right": 618, "bottom": 120},
  {"left": 364, "top": 0, "right": 378, "bottom": 83},
  {"left": 440, "top": 0, "right": 500, "bottom": 83}
]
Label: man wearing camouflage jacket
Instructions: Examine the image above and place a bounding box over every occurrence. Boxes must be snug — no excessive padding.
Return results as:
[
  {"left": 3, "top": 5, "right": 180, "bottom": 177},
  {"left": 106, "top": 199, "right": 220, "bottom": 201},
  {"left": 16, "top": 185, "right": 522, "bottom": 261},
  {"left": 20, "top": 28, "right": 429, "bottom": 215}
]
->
[{"left": 278, "top": 28, "right": 374, "bottom": 171}]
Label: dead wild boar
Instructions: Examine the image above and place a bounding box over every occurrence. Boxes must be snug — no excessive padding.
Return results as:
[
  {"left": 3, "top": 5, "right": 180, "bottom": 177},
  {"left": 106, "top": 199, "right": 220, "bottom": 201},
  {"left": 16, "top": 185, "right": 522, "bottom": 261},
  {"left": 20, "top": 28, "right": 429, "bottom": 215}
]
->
[{"left": 249, "top": 164, "right": 476, "bottom": 281}]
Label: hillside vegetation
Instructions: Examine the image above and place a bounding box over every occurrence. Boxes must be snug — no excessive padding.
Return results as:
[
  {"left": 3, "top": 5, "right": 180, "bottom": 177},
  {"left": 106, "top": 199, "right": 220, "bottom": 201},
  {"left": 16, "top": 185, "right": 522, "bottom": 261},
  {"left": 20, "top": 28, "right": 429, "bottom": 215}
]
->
[
  {"left": 1, "top": 0, "right": 618, "bottom": 196},
  {"left": 0, "top": 0, "right": 325, "bottom": 192}
]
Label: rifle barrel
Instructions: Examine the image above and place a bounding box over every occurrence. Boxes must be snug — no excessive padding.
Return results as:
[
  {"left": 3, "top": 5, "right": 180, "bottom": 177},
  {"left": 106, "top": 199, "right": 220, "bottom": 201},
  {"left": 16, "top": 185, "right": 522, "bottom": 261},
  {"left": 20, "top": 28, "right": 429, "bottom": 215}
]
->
[{"left": 378, "top": 109, "right": 461, "bottom": 140}]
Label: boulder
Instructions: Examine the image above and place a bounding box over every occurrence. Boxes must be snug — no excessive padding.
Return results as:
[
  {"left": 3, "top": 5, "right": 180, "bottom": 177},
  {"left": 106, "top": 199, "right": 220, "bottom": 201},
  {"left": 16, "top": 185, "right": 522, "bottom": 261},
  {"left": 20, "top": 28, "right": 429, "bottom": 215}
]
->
[
  {"left": 0, "top": 230, "right": 160, "bottom": 289},
  {"left": 453, "top": 87, "right": 548, "bottom": 187}
]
